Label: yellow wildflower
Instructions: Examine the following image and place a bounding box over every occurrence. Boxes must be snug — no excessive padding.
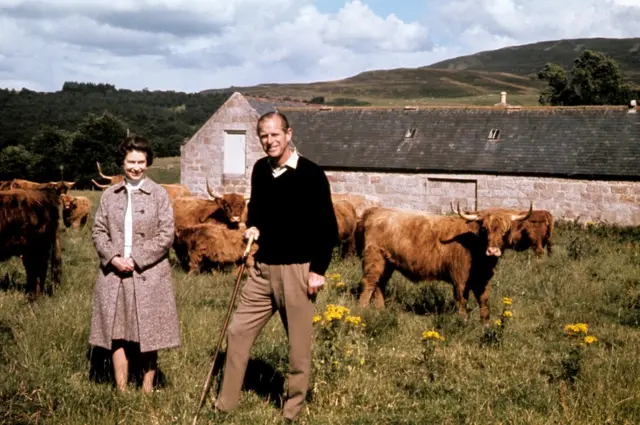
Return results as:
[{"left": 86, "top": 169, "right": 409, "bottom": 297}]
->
[
  {"left": 564, "top": 323, "right": 588, "bottom": 334},
  {"left": 494, "top": 319, "right": 502, "bottom": 327},
  {"left": 421, "top": 330, "right": 445, "bottom": 341},
  {"left": 344, "top": 315, "right": 364, "bottom": 327},
  {"left": 312, "top": 315, "right": 321, "bottom": 324},
  {"left": 502, "top": 311, "right": 513, "bottom": 318},
  {"left": 503, "top": 297, "right": 512, "bottom": 306},
  {"left": 323, "top": 304, "right": 350, "bottom": 322},
  {"left": 583, "top": 335, "right": 598, "bottom": 345},
  {"left": 336, "top": 281, "right": 346, "bottom": 288}
]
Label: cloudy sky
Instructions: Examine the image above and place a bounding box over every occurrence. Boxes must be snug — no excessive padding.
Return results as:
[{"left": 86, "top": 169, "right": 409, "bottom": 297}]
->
[{"left": 0, "top": 0, "right": 639, "bottom": 93}]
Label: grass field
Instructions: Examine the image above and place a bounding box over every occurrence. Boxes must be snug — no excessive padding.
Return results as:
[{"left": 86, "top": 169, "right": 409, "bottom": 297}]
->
[
  {"left": 1, "top": 191, "right": 639, "bottom": 425},
  {"left": 146, "top": 157, "right": 181, "bottom": 184}
]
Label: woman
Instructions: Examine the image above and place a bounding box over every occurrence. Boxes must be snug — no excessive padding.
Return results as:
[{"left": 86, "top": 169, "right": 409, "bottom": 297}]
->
[{"left": 89, "top": 135, "right": 181, "bottom": 393}]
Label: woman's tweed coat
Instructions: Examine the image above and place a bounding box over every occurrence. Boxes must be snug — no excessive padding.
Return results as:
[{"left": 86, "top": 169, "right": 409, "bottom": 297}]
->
[{"left": 89, "top": 178, "right": 181, "bottom": 353}]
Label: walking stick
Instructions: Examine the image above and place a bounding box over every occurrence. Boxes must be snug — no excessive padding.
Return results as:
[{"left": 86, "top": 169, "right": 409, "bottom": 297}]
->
[{"left": 193, "top": 234, "right": 255, "bottom": 425}]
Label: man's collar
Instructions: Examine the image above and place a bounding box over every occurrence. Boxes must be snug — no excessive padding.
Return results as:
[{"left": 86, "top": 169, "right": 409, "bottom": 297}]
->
[
  {"left": 284, "top": 149, "right": 299, "bottom": 169},
  {"left": 270, "top": 149, "right": 299, "bottom": 171}
]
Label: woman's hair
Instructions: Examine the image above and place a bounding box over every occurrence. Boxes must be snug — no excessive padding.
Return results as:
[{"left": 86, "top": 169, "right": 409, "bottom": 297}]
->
[
  {"left": 256, "top": 111, "right": 290, "bottom": 135},
  {"left": 117, "top": 135, "right": 154, "bottom": 166}
]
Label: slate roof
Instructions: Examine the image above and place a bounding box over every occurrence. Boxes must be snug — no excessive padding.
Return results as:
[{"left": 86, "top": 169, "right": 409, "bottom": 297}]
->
[
  {"left": 246, "top": 96, "right": 309, "bottom": 116},
  {"left": 278, "top": 106, "right": 640, "bottom": 180}
]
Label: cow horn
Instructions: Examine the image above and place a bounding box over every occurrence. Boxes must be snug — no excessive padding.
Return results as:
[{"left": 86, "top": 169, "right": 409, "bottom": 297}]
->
[
  {"left": 96, "top": 161, "right": 115, "bottom": 181},
  {"left": 92, "top": 179, "right": 110, "bottom": 190},
  {"left": 511, "top": 202, "right": 533, "bottom": 221},
  {"left": 205, "top": 178, "right": 222, "bottom": 199},
  {"left": 244, "top": 194, "right": 250, "bottom": 202},
  {"left": 456, "top": 202, "right": 480, "bottom": 221}
]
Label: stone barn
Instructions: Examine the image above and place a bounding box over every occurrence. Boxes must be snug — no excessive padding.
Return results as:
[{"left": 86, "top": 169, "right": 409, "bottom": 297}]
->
[{"left": 181, "top": 92, "right": 640, "bottom": 226}]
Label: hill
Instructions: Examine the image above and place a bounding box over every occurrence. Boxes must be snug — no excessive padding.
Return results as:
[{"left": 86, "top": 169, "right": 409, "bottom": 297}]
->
[
  {"left": 205, "top": 37, "right": 640, "bottom": 107},
  {"left": 428, "top": 37, "right": 640, "bottom": 81},
  {"left": 205, "top": 67, "right": 543, "bottom": 106}
]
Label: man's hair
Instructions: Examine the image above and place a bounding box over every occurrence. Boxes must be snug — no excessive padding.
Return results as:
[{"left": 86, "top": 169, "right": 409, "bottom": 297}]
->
[
  {"left": 117, "top": 135, "right": 154, "bottom": 166},
  {"left": 256, "top": 111, "right": 290, "bottom": 135}
]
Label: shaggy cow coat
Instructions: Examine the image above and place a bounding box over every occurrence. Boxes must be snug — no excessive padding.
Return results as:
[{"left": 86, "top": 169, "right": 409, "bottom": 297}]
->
[
  {"left": 333, "top": 200, "right": 358, "bottom": 258},
  {"left": 89, "top": 178, "right": 181, "bottom": 353}
]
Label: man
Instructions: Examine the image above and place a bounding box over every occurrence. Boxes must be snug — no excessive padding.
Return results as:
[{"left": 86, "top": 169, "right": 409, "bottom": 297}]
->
[{"left": 214, "top": 111, "right": 339, "bottom": 421}]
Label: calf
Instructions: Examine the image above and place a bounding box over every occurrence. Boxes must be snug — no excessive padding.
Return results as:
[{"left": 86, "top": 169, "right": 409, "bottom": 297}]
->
[
  {"left": 174, "top": 223, "right": 257, "bottom": 274},
  {"left": 60, "top": 194, "right": 92, "bottom": 230}
]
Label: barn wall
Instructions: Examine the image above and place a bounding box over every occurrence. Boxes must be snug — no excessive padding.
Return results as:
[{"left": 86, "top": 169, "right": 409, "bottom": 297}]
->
[
  {"left": 325, "top": 171, "right": 640, "bottom": 226},
  {"left": 181, "top": 93, "right": 639, "bottom": 226},
  {"left": 180, "top": 93, "right": 261, "bottom": 197}
]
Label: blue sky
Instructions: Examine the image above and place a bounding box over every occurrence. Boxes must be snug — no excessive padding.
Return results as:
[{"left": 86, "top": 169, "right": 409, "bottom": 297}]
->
[
  {"left": 0, "top": 0, "right": 638, "bottom": 92},
  {"left": 317, "top": 0, "right": 426, "bottom": 22}
]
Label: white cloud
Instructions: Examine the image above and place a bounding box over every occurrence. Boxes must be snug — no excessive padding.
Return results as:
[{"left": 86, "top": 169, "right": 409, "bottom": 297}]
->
[
  {"left": 0, "top": 0, "right": 638, "bottom": 92},
  {"left": 430, "top": 0, "right": 640, "bottom": 53}
]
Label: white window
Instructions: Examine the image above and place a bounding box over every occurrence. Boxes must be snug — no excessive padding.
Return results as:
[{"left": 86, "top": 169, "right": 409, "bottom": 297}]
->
[
  {"left": 223, "top": 131, "right": 246, "bottom": 175},
  {"left": 488, "top": 128, "right": 501, "bottom": 140}
]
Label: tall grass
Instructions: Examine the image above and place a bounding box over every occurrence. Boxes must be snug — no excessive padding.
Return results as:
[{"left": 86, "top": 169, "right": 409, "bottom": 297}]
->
[{"left": 1, "top": 195, "right": 638, "bottom": 424}]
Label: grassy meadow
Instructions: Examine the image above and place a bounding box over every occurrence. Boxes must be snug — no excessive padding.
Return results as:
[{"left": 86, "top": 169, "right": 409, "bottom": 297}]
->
[{"left": 1, "top": 186, "right": 639, "bottom": 425}]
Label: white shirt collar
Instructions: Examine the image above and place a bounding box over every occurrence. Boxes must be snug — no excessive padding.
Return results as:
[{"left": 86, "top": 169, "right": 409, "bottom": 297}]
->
[
  {"left": 125, "top": 177, "right": 145, "bottom": 190},
  {"left": 271, "top": 149, "right": 299, "bottom": 177}
]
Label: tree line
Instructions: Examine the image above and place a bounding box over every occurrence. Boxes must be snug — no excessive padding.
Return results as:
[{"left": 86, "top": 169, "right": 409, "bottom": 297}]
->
[{"left": 0, "top": 83, "right": 231, "bottom": 187}]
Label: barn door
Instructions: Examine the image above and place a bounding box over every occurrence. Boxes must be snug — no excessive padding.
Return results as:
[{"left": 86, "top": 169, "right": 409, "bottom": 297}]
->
[{"left": 425, "top": 178, "right": 477, "bottom": 215}]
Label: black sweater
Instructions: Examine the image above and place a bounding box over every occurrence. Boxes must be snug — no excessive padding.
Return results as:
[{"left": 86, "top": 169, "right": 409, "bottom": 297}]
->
[{"left": 246, "top": 156, "right": 339, "bottom": 276}]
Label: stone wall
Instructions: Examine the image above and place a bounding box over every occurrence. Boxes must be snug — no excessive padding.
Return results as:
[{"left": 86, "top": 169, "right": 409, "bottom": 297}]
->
[
  {"left": 325, "top": 170, "right": 640, "bottom": 225},
  {"left": 181, "top": 93, "right": 262, "bottom": 197}
]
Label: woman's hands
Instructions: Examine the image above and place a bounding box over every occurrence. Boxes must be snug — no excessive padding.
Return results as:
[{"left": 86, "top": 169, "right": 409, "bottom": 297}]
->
[{"left": 111, "top": 256, "right": 135, "bottom": 273}]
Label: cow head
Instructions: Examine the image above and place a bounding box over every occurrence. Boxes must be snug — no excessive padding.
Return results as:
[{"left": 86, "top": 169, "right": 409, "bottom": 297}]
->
[
  {"left": 60, "top": 194, "right": 74, "bottom": 210},
  {"left": 49, "top": 181, "right": 75, "bottom": 194},
  {"left": 206, "top": 179, "right": 249, "bottom": 225},
  {"left": 456, "top": 202, "right": 533, "bottom": 257}
]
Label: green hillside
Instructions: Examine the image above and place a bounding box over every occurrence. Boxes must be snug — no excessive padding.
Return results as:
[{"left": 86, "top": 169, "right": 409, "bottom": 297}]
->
[
  {"left": 427, "top": 37, "right": 640, "bottom": 82},
  {"left": 204, "top": 37, "right": 640, "bottom": 106}
]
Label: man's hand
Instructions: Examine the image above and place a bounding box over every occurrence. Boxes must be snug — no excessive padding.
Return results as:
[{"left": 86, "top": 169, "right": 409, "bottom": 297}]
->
[
  {"left": 111, "top": 256, "right": 134, "bottom": 273},
  {"left": 308, "top": 272, "right": 325, "bottom": 295},
  {"left": 244, "top": 226, "right": 260, "bottom": 241}
]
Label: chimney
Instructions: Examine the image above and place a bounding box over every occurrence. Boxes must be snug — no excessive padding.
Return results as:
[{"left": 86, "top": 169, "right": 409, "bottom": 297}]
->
[
  {"left": 629, "top": 99, "right": 637, "bottom": 114},
  {"left": 494, "top": 91, "right": 508, "bottom": 107}
]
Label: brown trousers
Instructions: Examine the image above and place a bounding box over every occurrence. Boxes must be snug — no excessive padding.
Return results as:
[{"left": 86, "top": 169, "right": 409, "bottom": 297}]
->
[{"left": 215, "top": 262, "right": 313, "bottom": 420}]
